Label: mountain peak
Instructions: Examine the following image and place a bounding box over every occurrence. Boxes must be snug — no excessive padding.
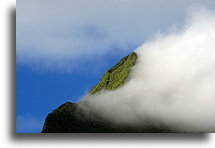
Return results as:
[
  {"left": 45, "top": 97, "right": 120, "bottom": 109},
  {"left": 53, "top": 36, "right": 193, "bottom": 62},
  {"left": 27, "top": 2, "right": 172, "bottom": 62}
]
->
[
  {"left": 41, "top": 52, "right": 172, "bottom": 133},
  {"left": 90, "top": 52, "right": 137, "bottom": 94}
]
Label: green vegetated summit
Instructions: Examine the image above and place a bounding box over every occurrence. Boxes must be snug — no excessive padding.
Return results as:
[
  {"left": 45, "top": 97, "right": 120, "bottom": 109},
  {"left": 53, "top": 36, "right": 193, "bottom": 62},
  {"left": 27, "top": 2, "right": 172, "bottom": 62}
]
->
[
  {"left": 90, "top": 52, "right": 137, "bottom": 94},
  {"left": 41, "top": 52, "right": 173, "bottom": 133}
]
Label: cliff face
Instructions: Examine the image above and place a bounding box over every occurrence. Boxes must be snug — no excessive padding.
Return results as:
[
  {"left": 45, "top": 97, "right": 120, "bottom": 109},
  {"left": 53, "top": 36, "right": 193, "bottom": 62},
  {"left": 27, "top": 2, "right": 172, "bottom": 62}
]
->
[{"left": 41, "top": 52, "right": 172, "bottom": 133}]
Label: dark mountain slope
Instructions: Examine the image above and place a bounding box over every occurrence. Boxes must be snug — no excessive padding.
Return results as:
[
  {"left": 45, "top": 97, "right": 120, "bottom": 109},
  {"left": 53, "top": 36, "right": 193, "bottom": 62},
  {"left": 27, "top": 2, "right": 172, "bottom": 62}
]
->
[{"left": 41, "top": 52, "right": 173, "bottom": 133}]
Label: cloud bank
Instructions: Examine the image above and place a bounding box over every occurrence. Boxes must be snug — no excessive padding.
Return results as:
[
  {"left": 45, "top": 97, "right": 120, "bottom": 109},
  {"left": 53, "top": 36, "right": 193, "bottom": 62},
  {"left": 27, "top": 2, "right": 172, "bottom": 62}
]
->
[
  {"left": 17, "top": 0, "right": 213, "bottom": 71},
  {"left": 79, "top": 7, "right": 215, "bottom": 132}
]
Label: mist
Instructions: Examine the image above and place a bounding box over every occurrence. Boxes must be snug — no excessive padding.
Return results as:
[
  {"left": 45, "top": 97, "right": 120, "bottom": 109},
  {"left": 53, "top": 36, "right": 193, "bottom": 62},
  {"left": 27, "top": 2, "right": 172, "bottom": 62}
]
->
[{"left": 78, "top": 7, "right": 215, "bottom": 132}]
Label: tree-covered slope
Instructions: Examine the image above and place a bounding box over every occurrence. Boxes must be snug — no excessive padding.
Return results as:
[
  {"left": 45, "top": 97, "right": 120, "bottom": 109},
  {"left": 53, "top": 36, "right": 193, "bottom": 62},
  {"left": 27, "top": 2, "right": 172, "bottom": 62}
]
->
[
  {"left": 90, "top": 52, "right": 137, "bottom": 94},
  {"left": 41, "top": 52, "right": 173, "bottom": 133},
  {"left": 41, "top": 52, "right": 138, "bottom": 133}
]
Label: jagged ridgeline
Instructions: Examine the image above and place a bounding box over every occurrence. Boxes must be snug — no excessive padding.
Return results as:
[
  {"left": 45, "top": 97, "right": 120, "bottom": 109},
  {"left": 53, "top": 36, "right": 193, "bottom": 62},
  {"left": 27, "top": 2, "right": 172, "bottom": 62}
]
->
[{"left": 41, "top": 52, "right": 173, "bottom": 133}]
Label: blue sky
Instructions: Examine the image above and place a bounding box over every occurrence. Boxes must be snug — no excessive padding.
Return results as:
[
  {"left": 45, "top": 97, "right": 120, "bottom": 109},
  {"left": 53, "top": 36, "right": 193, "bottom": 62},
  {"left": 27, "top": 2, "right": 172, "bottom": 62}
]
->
[
  {"left": 16, "top": 0, "right": 213, "bottom": 133},
  {"left": 16, "top": 48, "right": 133, "bottom": 133}
]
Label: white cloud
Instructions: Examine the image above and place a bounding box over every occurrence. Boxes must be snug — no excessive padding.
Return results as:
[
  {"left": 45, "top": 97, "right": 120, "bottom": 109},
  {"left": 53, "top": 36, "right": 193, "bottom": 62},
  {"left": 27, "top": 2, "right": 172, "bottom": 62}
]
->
[
  {"left": 17, "top": 0, "right": 213, "bottom": 71},
  {"left": 79, "top": 7, "right": 215, "bottom": 132}
]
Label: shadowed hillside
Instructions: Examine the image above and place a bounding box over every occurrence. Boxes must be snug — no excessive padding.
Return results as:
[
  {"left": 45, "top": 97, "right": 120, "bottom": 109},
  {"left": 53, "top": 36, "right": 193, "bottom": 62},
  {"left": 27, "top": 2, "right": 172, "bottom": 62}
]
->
[{"left": 41, "top": 52, "right": 173, "bottom": 133}]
